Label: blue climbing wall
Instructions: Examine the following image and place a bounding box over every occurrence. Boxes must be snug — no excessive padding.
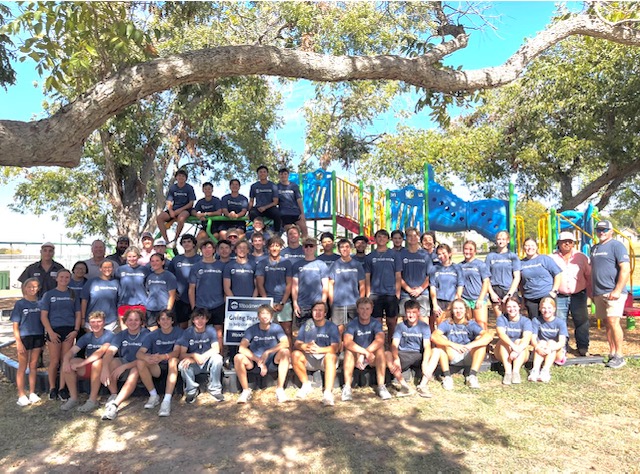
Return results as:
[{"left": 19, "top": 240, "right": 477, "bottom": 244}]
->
[
  {"left": 389, "top": 186, "right": 425, "bottom": 232},
  {"left": 290, "top": 169, "right": 332, "bottom": 219}
]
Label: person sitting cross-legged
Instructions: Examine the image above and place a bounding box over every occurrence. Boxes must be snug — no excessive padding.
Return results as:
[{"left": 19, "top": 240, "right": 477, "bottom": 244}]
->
[
  {"left": 341, "top": 297, "right": 392, "bottom": 402},
  {"left": 384, "top": 300, "right": 441, "bottom": 398},
  {"left": 234, "top": 305, "right": 290, "bottom": 404},
  {"left": 292, "top": 301, "right": 341, "bottom": 406}
]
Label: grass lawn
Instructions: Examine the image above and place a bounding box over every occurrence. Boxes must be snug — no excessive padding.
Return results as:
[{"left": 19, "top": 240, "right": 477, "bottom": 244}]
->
[{"left": 1, "top": 359, "right": 639, "bottom": 473}]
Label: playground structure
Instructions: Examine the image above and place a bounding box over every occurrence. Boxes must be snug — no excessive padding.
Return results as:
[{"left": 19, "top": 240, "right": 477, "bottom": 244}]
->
[{"left": 291, "top": 165, "right": 517, "bottom": 245}]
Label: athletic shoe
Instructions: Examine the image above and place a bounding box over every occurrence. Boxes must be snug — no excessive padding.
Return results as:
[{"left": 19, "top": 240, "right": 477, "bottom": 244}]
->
[
  {"left": 396, "top": 384, "right": 414, "bottom": 398},
  {"left": 511, "top": 372, "right": 522, "bottom": 384},
  {"left": 57, "top": 387, "right": 70, "bottom": 401},
  {"left": 608, "top": 356, "right": 626, "bottom": 369},
  {"left": 376, "top": 385, "right": 392, "bottom": 401},
  {"left": 60, "top": 399, "right": 79, "bottom": 411},
  {"left": 390, "top": 379, "right": 402, "bottom": 391},
  {"left": 185, "top": 389, "right": 199, "bottom": 404},
  {"left": 144, "top": 394, "right": 160, "bottom": 409},
  {"left": 466, "top": 375, "right": 480, "bottom": 389},
  {"left": 442, "top": 376, "right": 454, "bottom": 391},
  {"left": 28, "top": 393, "right": 41, "bottom": 404},
  {"left": 341, "top": 385, "right": 353, "bottom": 402},
  {"left": 605, "top": 354, "right": 615, "bottom": 367},
  {"left": 502, "top": 373, "right": 512, "bottom": 385},
  {"left": 322, "top": 391, "right": 335, "bottom": 406},
  {"left": 276, "top": 388, "right": 289, "bottom": 403},
  {"left": 158, "top": 400, "right": 171, "bottom": 417},
  {"left": 101, "top": 402, "right": 118, "bottom": 421},
  {"left": 209, "top": 391, "right": 225, "bottom": 402},
  {"left": 106, "top": 394, "right": 117, "bottom": 404},
  {"left": 295, "top": 382, "right": 314, "bottom": 399},
  {"left": 528, "top": 369, "right": 539, "bottom": 382},
  {"left": 539, "top": 369, "right": 551, "bottom": 383},
  {"left": 237, "top": 389, "right": 253, "bottom": 404},
  {"left": 417, "top": 384, "right": 432, "bottom": 398},
  {"left": 77, "top": 400, "right": 99, "bottom": 413},
  {"left": 578, "top": 348, "right": 589, "bottom": 357},
  {"left": 48, "top": 388, "right": 58, "bottom": 401},
  {"left": 554, "top": 349, "right": 567, "bottom": 366},
  {"left": 17, "top": 395, "right": 30, "bottom": 407}
]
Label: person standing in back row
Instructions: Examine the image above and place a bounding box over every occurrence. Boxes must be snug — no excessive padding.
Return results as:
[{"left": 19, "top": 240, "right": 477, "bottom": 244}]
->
[
  {"left": 156, "top": 169, "right": 196, "bottom": 248},
  {"left": 249, "top": 165, "right": 282, "bottom": 233},
  {"left": 591, "top": 220, "right": 630, "bottom": 369}
]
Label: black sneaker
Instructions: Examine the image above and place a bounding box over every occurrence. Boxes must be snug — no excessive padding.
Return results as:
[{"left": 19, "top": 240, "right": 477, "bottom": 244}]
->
[
  {"left": 48, "top": 388, "right": 58, "bottom": 401},
  {"left": 57, "top": 387, "right": 70, "bottom": 401},
  {"left": 185, "top": 389, "right": 199, "bottom": 404}
]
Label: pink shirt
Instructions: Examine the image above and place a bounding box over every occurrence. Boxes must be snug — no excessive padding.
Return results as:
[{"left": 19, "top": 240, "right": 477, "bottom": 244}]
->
[{"left": 551, "top": 249, "right": 591, "bottom": 296}]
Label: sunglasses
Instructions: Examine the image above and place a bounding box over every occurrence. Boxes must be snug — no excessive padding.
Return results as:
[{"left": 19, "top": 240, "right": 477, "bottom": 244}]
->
[
  {"left": 228, "top": 235, "right": 239, "bottom": 238},
  {"left": 596, "top": 228, "right": 610, "bottom": 233},
  {"left": 304, "top": 244, "right": 316, "bottom": 248}
]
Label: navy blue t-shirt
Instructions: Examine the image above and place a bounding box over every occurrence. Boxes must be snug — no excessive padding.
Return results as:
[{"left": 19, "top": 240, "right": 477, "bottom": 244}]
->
[
  {"left": 250, "top": 180, "right": 278, "bottom": 208},
  {"left": 11, "top": 298, "right": 43, "bottom": 337},
  {"left": 243, "top": 323, "right": 286, "bottom": 357},
  {"left": 223, "top": 260, "right": 256, "bottom": 297},
  {"left": 485, "top": 251, "right": 521, "bottom": 291},
  {"left": 400, "top": 248, "right": 432, "bottom": 298},
  {"left": 141, "top": 326, "right": 183, "bottom": 355},
  {"left": 177, "top": 325, "right": 219, "bottom": 355},
  {"left": 81, "top": 278, "right": 119, "bottom": 325},
  {"left": 41, "top": 288, "right": 80, "bottom": 328},
  {"left": 591, "top": 239, "right": 630, "bottom": 296},
  {"left": 76, "top": 330, "right": 114, "bottom": 358},
  {"left": 110, "top": 328, "right": 150, "bottom": 363},
  {"left": 116, "top": 264, "right": 150, "bottom": 306},
  {"left": 166, "top": 182, "right": 196, "bottom": 209},
  {"left": 437, "top": 320, "right": 483, "bottom": 345},
  {"left": 256, "top": 258, "right": 292, "bottom": 303},
  {"left": 189, "top": 260, "right": 226, "bottom": 309},
  {"left": 277, "top": 182, "right": 302, "bottom": 216},
  {"left": 345, "top": 317, "right": 383, "bottom": 348},
  {"left": 532, "top": 317, "right": 569, "bottom": 342},
  {"left": 519, "top": 255, "right": 562, "bottom": 300},
  {"left": 168, "top": 254, "right": 202, "bottom": 303},
  {"left": 429, "top": 264, "right": 463, "bottom": 302},
  {"left": 282, "top": 245, "right": 305, "bottom": 265},
  {"left": 460, "top": 258, "right": 491, "bottom": 300},
  {"left": 393, "top": 320, "right": 431, "bottom": 352},
  {"left": 194, "top": 196, "right": 221, "bottom": 214},
  {"left": 328, "top": 258, "right": 364, "bottom": 307},
  {"left": 221, "top": 193, "right": 249, "bottom": 214},
  {"left": 293, "top": 259, "right": 328, "bottom": 309},
  {"left": 365, "top": 250, "right": 402, "bottom": 296},
  {"left": 496, "top": 314, "right": 532, "bottom": 340},
  {"left": 145, "top": 270, "right": 178, "bottom": 311},
  {"left": 296, "top": 320, "right": 340, "bottom": 347}
]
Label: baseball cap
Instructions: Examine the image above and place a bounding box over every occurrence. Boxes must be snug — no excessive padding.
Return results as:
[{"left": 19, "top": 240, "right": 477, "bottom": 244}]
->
[
  {"left": 154, "top": 238, "right": 167, "bottom": 246},
  {"left": 141, "top": 232, "right": 153, "bottom": 241},
  {"left": 352, "top": 235, "right": 368, "bottom": 244},
  {"left": 117, "top": 236, "right": 130, "bottom": 243},
  {"left": 557, "top": 232, "right": 576, "bottom": 242},
  {"left": 41, "top": 242, "right": 55, "bottom": 249},
  {"left": 595, "top": 220, "right": 613, "bottom": 231}
]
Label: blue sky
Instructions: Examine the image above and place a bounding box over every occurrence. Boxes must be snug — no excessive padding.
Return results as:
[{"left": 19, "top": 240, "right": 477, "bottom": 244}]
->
[{"left": 0, "top": 1, "right": 563, "bottom": 243}]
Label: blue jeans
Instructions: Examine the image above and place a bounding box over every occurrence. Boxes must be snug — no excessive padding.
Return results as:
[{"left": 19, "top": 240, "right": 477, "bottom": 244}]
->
[
  {"left": 555, "top": 291, "right": 589, "bottom": 350},
  {"left": 180, "top": 353, "right": 223, "bottom": 395}
]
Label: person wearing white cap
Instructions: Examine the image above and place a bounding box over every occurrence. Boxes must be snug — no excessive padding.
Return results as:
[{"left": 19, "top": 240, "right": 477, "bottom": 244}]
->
[
  {"left": 591, "top": 220, "right": 631, "bottom": 369},
  {"left": 550, "top": 231, "right": 592, "bottom": 357},
  {"left": 138, "top": 232, "right": 154, "bottom": 266},
  {"left": 18, "top": 242, "right": 65, "bottom": 298}
]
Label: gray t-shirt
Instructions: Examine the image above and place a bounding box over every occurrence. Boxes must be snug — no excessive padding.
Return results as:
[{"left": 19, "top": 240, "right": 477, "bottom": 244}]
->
[{"left": 591, "top": 239, "right": 630, "bottom": 296}]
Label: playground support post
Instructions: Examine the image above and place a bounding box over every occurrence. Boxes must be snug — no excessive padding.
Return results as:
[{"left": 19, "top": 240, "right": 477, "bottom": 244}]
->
[
  {"left": 423, "top": 164, "right": 430, "bottom": 232},
  {"left": 549, "top": 208, "right": 557, "bottom": 252},
  {"left": 332, "top": 171, "right": 337, "bottom": 239},
  {"left": 358, "top": 180, "right": 365, "bottom": 235},
  {"left": 385, "top": 189, "right": 391, "bottom": 231},
  {"left": 509, "top": 179, "right": 517, "bottom": 249},
  {"left": 370, "top": 184, "right": 375, "bottom": 237}
]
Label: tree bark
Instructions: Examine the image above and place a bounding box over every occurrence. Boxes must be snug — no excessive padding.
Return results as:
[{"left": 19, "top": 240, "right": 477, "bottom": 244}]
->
[{"left": 2, "top": 14, "right": 640, "bottom": 168}]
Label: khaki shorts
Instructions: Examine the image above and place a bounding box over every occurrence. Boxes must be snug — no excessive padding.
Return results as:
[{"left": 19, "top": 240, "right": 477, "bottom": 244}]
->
[
  {"left": 275, "top": 302, "right": 293, "bottom": 323},
  {"left": 594, "top": 294, "right": 626, "bottom": 318}
]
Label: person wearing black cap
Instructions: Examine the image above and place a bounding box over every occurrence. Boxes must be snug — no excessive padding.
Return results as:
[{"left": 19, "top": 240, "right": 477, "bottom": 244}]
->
[
  {"left": 591, "top": 220, "right": 631, "bottom": 369},
  {"left": 18, "top": 242, "right": 65, "bottom": 298},
  {"left": 352, "top": 235, "right": 368, "bottom": 266},
  {"left": 107, "top": 236, "right": 130, "bottom": 266}
]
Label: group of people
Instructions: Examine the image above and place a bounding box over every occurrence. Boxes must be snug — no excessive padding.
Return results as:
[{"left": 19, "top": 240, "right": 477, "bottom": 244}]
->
[{"left": 10, "top": 165, "right": 631, "bottom": 415}]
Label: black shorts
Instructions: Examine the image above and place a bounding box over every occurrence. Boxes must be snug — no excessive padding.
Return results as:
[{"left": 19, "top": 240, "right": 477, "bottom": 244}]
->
[
  {"left": 492, "top": 286, "right": 510, "bottom": 302},
  {"left": 398, "top": 351, "right": 423, "bottom": 371},
  {"left": 21, "top": 334, "right": 45, "bottom": 350},
  {"left": 371, "top": 294, "right": 399, "bottom": 319},
  {"left": 218, "top": 220, "right": 246, "bottom": 231},
  {"left": 247, "top": 353, "right": 278, "bottom": 374},
  {"left": 295, "top": 308, "right": 313, "bottom": 329},
  {"left": 46, "top": 326, "right": 75, "bottom": 343},
  {"left": 281, "top": 214, "right": 301, "bottom": 226},
  {"left": 207, "top": 304, "right": 226, "bottom": 326},
  {"left": 146, "top": 310, "right": 162, "bottom": 328},
  {"left": 174, "top": 300, "right": 191, "bottom": 324}
]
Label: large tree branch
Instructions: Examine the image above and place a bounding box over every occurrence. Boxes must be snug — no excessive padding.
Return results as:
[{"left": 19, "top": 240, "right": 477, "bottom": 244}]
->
[{"left": 2, "top": 13, "right": 640, "bottom": 168}]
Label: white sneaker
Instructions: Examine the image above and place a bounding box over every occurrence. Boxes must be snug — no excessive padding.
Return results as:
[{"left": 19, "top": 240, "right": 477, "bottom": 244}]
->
[
  {"left": 376, "top": 385, "right": 392, "bottom": 401},
  {"left": 322, "top": 391, "right": 335, "bottom": 406},
  {"left": 528, "top": 369, "right": 539, "bottom": 382},
  {"left": 158, "top": 399, "right": 171, "bottom": 417},
  {"left": 28, "top": 393, "right": 41, "bottom": 403},
  {"left": 539, "top": 369, "right": 551, "bottom": 383},
  {"left": 341, "top": 385, "right": 353, "bottom": 402},
  {"left": 101, "top": 402, "right": 118, "bottom": 421},
  {"left": 396, "top": 383, "right": 414, "bottom": 398},
  {"left": 466, "top": 375, "right": 480, "bottom": 389},
  {"left": 442, "top": 376, "right": 454, "bottom": 391},
  {"left": 276, "top": 388, "right": 289, "bottom": 403},
  {"left": 237, "top": 389, "right": 252, "bottom": 404},
  {"left": 295, "top": 382, "right": 314, "bottom": 399},
  {"left": 144, "top": 394, "right": 160, "bottom": 409},
  {"left": 17, "top": 395, "right": 30, "bottom": 407},
  {"left": 106, "top": 394, "right": 117, "bottom": 404}
]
